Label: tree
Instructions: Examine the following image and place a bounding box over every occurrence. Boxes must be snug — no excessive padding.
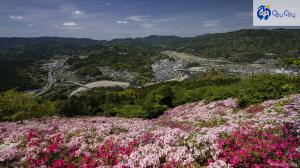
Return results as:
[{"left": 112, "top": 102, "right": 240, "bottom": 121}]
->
[
  {"left": 144, "top": 85, "right": 175, "bottom": 118},
  {"left": 0, "top": 90, "right": 56, "bottom": 122},
  {"left": 147, "top": 85, "right": 175, "bottom": 106}
]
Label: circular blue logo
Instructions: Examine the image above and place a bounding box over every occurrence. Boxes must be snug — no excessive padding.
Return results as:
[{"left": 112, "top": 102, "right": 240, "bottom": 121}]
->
[{"left": 257, "top": 5, "right": 271, "bottom": 20}]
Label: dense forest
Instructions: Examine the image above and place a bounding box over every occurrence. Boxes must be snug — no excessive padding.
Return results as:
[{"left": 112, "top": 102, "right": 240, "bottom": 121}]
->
[{"left": 0, "top": 38, "right": 98, "bottom": 90}]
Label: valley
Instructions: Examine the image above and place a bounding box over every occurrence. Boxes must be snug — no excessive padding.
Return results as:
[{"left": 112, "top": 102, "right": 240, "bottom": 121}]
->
[
  {"left": 1, "top": 29, "right": 300, "bottom": 94},
  {"left": 32, "top": 50, "right": 299, "bottom": 97}
]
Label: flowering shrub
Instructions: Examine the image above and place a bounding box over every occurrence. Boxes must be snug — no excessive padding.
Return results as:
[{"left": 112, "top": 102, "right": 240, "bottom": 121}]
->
[
  {"left": 24, "top": 128, "right": 156, "bottom": 167},
  {"left": 217, "top": 123, "right": 300, "bottom": 167},
  {"left": 96, "top": 133, "right": 153, "bottom": 166},
  {"left": 0, "top": 94, "right": 299, "bottom": 167}
]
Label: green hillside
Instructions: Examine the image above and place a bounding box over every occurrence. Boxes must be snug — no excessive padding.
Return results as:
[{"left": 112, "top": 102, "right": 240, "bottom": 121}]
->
[{"left": 137, "top": 29, "right": 300, "bottom": 62}]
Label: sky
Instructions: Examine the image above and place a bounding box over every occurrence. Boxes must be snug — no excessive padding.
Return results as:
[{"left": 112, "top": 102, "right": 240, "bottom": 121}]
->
[{"left": 0, "top": 0, "right": 255, "bottom": 40}]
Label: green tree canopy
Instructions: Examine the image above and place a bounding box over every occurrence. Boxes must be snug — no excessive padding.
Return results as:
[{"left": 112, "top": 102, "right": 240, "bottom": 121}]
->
[{"left": 0, "top": 90, "right": 56, "bottom": 121}]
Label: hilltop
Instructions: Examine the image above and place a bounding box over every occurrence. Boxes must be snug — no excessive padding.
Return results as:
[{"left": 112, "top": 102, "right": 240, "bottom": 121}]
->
[{"left": 0, "top": 94, "right": 299, "bottom": 167}]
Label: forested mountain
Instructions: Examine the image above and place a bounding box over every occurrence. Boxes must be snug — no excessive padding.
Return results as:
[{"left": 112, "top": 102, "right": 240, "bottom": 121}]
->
[
  {"left": 135, "top": 29, "right": 300, "bottom": 62},
  {"left": 2, "top": 29, "right": 300, "bottom": 63},
  {"left": 0, "top": 37, "right": 99, "bottom": 49},
  {"left": 187, "top": 29, "right": 300, "bottom": 61},
  {"left": 94, "top": 29, "right": 300, "bottom": 61},
  {"left": 0, "top": 37, "right": 99, "bottom": 90},
  {"left": 1, "top": 29, "right": 300, "bottom": 90}
]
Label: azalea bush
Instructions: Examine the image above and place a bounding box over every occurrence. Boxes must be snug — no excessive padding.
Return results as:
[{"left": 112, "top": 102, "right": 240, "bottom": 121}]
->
[
  {"left": 0, "top": 117, "right": 193, "bottom": 167},
  {"left": 1, "top": 94, "right": 299, "bottom": 167},
  {"left": 24, "top": 130, "right": 154, "bottom": 167},
  {"left": 217, "top": 123, "right": 300, "bottom": 167}
]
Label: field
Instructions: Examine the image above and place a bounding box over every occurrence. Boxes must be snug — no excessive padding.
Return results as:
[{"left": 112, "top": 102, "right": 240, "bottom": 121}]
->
[{"left": 70, "top": 81, "right": 130, "bottom": 96}]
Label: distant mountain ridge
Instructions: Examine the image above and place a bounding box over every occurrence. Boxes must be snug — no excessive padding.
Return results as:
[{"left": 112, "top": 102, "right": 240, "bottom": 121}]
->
[
  {"left": 2, "top": 29, "right": 300, "bottom": 58},
  {"left": 0, "top": 37, "right": 99, "bottom": 49},
  {"left": 85, "top": 29, "right": 300, "bottom": 63}
]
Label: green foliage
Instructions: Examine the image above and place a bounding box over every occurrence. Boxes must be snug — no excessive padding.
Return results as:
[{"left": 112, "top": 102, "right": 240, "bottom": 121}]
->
[
  {"left": 76, "top": 66, "right": 101, "bottom": 77},
  {"left": 57, "top": 95, "right": 100, "bottom": 117},
  {"left": 0, "top": 59, "right": 46, "bottom": 91},
  {"left": 278, "top": 56, "right": 300, "bottom": 67},
  {"left": 145, "top": 104, "right": 169, "bottom": 119},
  {"left": 203, "top": 85, "right": 238, "bottom": 103},
  {"left": 1, "top": 74, "right": 299, "bottom": 121},
  {"left": 172, "top": 88, "right": 195, "bottom": 106},
  {"left": 0, "top": 90, "right": 56, "bottom": 121},
  {"left": 56, "top": 74, "right": 300, "bottom": 119},
  {"left": 144, "top": 85, "right": 175, "bottom": 118},
  {"left": 104, "top": 105, "right": 148, "bottom": 118},
  {"left": 237, "top": 74, "right": 298, "bottom": 107},
  {"left": 146, "top": 85, "right": 175, "bottom": 107}
]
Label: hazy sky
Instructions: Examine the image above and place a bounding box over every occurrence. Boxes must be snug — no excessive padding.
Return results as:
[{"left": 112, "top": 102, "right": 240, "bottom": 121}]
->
[{"left": 0, "top": 0, "right": 255, "bottom": 40}]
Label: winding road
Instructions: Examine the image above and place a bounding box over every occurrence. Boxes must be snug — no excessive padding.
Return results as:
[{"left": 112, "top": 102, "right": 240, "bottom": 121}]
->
[
  {"left": 36, "top": 69, "right": 55, "bottom": 96},
  {"left": 35, "top": 60, "right": 66, "bottom": 96}
]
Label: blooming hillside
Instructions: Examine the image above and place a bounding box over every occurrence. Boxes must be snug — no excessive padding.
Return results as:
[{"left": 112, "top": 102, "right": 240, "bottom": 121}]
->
[{"left": 0, "top": 95, "right": 299, "bottom": 167}]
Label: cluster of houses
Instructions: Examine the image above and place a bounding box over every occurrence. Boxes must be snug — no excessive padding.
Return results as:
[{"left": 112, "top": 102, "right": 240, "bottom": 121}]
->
[{"left": 225, "top": 66, "right": 299, "bottom": 76}]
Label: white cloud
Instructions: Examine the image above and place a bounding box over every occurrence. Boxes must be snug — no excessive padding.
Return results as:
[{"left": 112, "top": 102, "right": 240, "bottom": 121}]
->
[
  {"left": 117, "top": 20, "right": 128, "bottom": 24},
  {"left": 141, "top": 23, "right": 154, "bottom": 28},
  {"left": 72, "top": 10, "right": 84, "bottom": 15},
  {"left": 126, "top": 15, "right": 149, "bottom": 22},
  {"left": 105, "top": 2, "right": 111, "bottom": 6},
  {"left": 62, "top": 22, "right": 78, "bottom": 26},
  {"left": 203, "top": 20, "right": 220, "bottom": 27},
  {"left": 60, "top": 22, "right": 83, "bottom": 30},
  {"left": 9, "top": 16, "right": 24, "bottom": 20}
]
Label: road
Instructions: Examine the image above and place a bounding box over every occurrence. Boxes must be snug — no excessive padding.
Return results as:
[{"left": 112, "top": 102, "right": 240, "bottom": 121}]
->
[
  {"left": 35, "top": 59, "right": 66, "bottom": 96},
  {"left": 36, "top": 69, "right": 55, "bottom": 96}
]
